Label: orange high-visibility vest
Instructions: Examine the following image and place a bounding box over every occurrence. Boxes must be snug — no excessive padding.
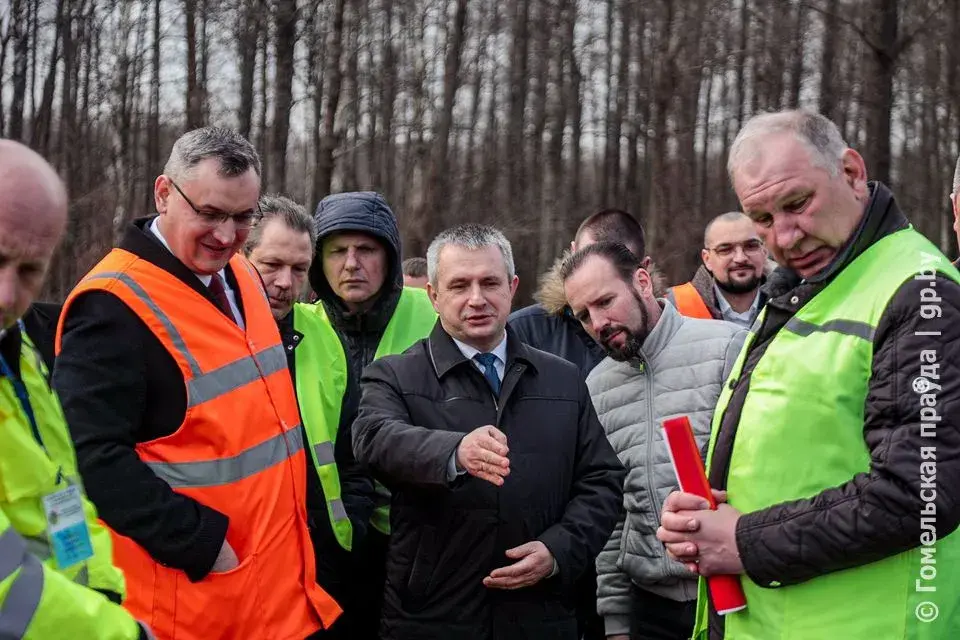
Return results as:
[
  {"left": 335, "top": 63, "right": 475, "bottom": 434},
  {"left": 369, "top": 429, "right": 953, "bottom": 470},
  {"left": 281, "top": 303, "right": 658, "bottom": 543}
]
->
[
  {"left": 669, "top": 282, "right": 714, "bottom": 320},
  {"left": 56, "top": 248, "right": 342, "bottom": 640}
]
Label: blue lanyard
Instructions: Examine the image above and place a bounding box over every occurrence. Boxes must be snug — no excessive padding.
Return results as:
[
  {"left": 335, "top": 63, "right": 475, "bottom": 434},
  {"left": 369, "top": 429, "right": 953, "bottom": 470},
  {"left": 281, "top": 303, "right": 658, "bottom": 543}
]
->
[{"left": 0, "top": 322, "right": 47, "bottom": 454}]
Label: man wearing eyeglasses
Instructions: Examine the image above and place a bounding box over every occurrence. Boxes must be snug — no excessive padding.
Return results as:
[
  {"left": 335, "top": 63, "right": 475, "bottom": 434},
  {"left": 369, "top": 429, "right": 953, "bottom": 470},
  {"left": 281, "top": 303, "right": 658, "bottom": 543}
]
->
[
  {"left": 53, "top": 127, "right": 342, "bottom": 639},
  {"left": 667, "top": 212, "right": 771, "bottom": 328}
]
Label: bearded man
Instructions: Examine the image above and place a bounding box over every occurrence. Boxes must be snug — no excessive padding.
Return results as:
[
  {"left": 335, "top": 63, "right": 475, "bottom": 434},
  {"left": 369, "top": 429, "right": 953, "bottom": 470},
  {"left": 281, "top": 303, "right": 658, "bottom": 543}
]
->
[
  {"left": 668, "top": 212, "right": 771, "bottom": 327},
  {"left": 562, "top": 241, "right": 746, "bottom": 640}
]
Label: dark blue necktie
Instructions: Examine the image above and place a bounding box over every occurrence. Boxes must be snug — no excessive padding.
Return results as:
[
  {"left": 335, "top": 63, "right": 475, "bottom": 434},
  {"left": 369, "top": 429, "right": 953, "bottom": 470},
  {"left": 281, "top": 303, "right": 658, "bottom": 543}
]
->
[{"left": 474, "top": 352, "right": 501, "bottom": 396}]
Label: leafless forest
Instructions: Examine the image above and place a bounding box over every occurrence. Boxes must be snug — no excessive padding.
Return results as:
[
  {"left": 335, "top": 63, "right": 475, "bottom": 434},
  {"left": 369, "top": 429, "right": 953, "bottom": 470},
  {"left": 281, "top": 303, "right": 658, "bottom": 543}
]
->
[{"left": 1, "top": 0, "right": 958, "bottom": 304}]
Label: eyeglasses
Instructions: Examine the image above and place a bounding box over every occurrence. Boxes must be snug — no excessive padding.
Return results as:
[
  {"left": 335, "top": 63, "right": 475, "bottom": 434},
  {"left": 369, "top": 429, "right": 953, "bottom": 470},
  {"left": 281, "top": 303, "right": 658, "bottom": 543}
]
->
[
  {"left": 169, "top": 179, "right": 263, "bottom": 230},
  {"left": 706, "top": 239, "right": 765, "bottom": 258}
]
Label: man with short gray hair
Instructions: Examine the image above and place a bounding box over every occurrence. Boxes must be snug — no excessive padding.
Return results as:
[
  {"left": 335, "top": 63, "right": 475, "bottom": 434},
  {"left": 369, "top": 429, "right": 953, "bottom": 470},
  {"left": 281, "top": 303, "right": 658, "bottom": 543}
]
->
[
  {"left": 353, "top": 223, "right": 624, "bottom": 640},
  {"left": 55, "top": 127, "right": 342, "bottom": 639},
  {"left": 657, "top": 109, "right": 960, "bottom": 639}
]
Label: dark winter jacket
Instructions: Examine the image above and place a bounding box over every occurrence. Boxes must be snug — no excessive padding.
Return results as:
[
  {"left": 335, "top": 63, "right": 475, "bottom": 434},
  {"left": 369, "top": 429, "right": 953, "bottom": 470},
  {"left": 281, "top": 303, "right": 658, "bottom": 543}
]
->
[
  {"left": 277, "top": 308, "right": 374, "bottom": 587},
  {"left": 305, "top": 191, "right": 406, "bottom": 541},
  {"left": 352, "top": 323, "right": 626, "bottom": 640},
  {"left": 706, "top": 182, "right": 960, "bottom": 637}
]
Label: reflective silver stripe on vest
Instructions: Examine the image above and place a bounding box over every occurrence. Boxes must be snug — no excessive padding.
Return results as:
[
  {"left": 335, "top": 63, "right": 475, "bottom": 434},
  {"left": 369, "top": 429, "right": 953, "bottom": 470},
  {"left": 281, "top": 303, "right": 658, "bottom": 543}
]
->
[
  {"left": 784, "top": 317, "right": 875, "bottom": 342},
  {"left": 23, "top": 537, "right": 49, "bottom": 562},
  {"left": 330, "top": 499, "right": 348, "bottom": 521},
  {"left": 0, "top": 528, "right": 27, "bottom": 583},
  {"left": 147, "top": 427, "right": 304, "bottom": 488},
  {"left": 84, "top": 271, "right": 202, "bottom": 377},
  {"left": 313, "top": 441, "right": 336, "bottom": 466},
  {"left": 87, "top": 271, "right": 288, "bottom": 406},
  {"left": 187, "top": 344, "right": 287, "bottom": 408},
  {"left": 0, "top": 548, "right": 44, "bottom": 637}
]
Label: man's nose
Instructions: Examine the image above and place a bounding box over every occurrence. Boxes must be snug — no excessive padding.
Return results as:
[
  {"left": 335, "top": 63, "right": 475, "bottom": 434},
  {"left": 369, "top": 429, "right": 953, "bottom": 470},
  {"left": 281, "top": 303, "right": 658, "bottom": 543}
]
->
[
  {"left": 772, "top": 216, "right": 801, "bottom": 250},
  {"left": 467, "top": 283, "right": 485, "bottom": 305},
  {"left": 211, "top": 221, "right": 236, "bottom": 245},
  {"left": 273, "top": 267, "right": 293, "bottom": 289},
  {"left": 344, "top": 248, "right": 360, "bottom": 270}
]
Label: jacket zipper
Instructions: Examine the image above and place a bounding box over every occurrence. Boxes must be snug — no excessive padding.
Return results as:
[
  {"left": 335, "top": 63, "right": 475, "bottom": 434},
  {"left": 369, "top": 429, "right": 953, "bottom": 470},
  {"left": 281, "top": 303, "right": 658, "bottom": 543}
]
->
[{"left": 639, "top": 355, "right": 670, "bottom": 575}]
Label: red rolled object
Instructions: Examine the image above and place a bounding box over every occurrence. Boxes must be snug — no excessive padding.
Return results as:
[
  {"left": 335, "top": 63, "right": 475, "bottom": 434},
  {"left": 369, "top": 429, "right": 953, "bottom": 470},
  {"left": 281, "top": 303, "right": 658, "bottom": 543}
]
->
[{"left": 661, "top": 416, "right": 747, "bottom": 615}]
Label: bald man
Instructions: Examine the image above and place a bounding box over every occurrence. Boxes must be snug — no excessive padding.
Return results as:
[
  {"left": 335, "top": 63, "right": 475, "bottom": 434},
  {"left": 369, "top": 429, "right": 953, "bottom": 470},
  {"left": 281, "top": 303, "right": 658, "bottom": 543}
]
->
[
  {"left": 667, "top": 212, "right": 771, "bottom": 327},
  {"left": 0, "top": 140, "right": 152, "bottom": 638}
]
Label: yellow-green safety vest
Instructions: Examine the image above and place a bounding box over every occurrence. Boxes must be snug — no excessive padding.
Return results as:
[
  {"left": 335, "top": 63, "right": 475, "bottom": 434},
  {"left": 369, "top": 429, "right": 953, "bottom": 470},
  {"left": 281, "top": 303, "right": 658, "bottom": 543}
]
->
[
  {"left": 697, "top": 227, "right": 960, "bottom": 639},
  {"left": 293, "top": 287, "right": 438, "bottom": 548},
  {"left": 0, "top": 330, "right": 143, "bottom": 639}
]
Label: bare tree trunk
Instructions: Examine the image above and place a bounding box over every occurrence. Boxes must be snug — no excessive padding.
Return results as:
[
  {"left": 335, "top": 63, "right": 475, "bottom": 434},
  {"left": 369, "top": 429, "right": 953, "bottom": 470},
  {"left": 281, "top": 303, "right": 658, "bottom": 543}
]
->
[
  {"left": 315, "top": 0, "right": 347, "bottom": 199},
  {"left": 184, "top": 0, "right": 202, "bottom": 129},
  {"left": 818, "top": 0, "right": 839, "bottom": 120},
  {"left": 7, "top": 0, "right": 30, "bottom": 140},
  {"left": 787, "top": 0, "right": 804, "bottom": 108},
  {"left": 147, "top": 0, "right": 161, "bottom": 187},
  {"left": 270, "top": 0, "right": 297, "bottom": 192},
  {"left": 506, "top": 0, "right": 530, "bottom": 206},
  {"left": 237, "top": 0, "right": 260, "bottom": 139},
  {"left": 423, "top": 0, "right": 469, "bottom": 244},
  {"left": 32, "top": 0, "right": 66, "bottom": 155},
  {"left": 378, "top": 0, "right": 397, "bottom": 198},
  {"left": 862, "top": 0, "right": 898, "bottom": 185}
]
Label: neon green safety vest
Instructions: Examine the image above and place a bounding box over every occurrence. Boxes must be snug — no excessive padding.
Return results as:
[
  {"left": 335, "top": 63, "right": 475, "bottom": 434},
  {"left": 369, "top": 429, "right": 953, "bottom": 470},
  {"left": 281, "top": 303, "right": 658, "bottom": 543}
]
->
[
  {"left": 0, "top": 331, "right": 142, "bottom": 639},
  {"left": 695, "top": 228, "right": 960, "bottom": 639},
  {"left": 294, "top": 287, "right": 438, "bottom": 549}
]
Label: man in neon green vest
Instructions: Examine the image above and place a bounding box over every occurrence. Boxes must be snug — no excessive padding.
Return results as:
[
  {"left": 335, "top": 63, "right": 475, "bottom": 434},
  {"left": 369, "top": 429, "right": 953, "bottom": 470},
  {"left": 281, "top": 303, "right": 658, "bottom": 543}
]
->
[
  {"left": 0, "top": 140, "right": 153, "bottom": 638},
  {"left": 290, "top": 192, "right": 437, "bottom": 640},
  {"left": 656, "top": 110, "right": 960, "bottom": 639}
]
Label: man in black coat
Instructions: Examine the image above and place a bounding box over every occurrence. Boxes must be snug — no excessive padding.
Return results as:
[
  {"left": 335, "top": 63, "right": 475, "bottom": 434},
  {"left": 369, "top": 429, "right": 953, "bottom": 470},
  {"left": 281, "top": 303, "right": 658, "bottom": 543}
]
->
[{"left": 353, "top": 223, "right": 625, "bottom": 640}]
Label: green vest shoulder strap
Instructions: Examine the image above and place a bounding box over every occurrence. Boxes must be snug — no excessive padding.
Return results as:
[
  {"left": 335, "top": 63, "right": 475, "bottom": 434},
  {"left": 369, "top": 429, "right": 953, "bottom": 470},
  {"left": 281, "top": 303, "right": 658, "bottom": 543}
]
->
[{"left": 0, "top": 334, "right": 138, "bottom": 638}]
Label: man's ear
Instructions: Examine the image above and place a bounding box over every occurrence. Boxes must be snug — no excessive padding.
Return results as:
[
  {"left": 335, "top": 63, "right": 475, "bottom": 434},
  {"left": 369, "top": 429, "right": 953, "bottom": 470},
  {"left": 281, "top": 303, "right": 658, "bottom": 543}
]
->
[
  {"left": 841, "top": 148, "right": 869, "bottom": 200},
  {"left": 154, "top": 175, "right": 171, "bottom": 213},
  {"left": 425, "top": 281, "right": 441, "bottom": 313}
]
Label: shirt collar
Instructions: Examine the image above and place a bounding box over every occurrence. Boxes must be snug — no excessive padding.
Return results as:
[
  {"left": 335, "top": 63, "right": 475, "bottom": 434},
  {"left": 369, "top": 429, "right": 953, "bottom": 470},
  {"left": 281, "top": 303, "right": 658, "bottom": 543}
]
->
[
  {"left": 150, "top": 217, "right": 227, "bottom": 287},
  {"left": 713, "top": 283, "right": 760, "bottom": 317},
  {"left": 452, "top": 333, "right": 508, "bottom": 365}
]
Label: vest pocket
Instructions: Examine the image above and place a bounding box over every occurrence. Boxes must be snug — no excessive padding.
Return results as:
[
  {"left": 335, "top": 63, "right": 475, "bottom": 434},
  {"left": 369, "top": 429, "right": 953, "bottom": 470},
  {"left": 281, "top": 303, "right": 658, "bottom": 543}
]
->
[{"left": 172, "top": 553, "right": 263, "bottom": 639}]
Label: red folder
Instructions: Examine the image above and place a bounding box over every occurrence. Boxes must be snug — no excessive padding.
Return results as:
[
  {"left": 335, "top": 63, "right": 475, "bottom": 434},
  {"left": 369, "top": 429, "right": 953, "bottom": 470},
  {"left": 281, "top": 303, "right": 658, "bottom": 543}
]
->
[{"left": 662, "top": 416, "right": 747, "bottom": 615}]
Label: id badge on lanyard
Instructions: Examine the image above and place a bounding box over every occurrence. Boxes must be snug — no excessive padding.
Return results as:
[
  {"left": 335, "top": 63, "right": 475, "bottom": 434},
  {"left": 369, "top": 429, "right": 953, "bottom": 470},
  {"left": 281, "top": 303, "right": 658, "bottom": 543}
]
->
[{"left": 0, "top": 323, "right": 94, "bottom": 569}]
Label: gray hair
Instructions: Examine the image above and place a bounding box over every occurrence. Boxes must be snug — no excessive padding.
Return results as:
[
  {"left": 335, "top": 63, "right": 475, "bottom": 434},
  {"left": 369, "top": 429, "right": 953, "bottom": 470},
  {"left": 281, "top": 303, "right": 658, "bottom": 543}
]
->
[
  {"left": 426, "top": 224, "right": 515, "bottom": 286},
  {"left": 952, "top": 153, "right": 960, "bottom": 196},
  {"left": 163, "top": 127, "right": 262, "bottom": 181},
  {"left": 728, "top": 110, "right": 848, "bottom": 181},
  {"left": 244, "top": 194, "right": 317, "bottom": 256}
]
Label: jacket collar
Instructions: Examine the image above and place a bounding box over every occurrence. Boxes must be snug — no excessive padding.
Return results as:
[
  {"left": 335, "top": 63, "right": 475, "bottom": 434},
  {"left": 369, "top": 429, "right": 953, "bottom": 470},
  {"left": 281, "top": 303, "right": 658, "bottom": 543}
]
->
[
  {"left": 635, "top": 300, "right": 684, "bottom": 364},
  {"left": 121, "top": 216, "right": 245, "bottom": 318},
  {"left": 319, "top": 282, "right": 402, "bottom": 336},
  {"left": 428, "top": 321, "right": 538, "bottom": 380}
]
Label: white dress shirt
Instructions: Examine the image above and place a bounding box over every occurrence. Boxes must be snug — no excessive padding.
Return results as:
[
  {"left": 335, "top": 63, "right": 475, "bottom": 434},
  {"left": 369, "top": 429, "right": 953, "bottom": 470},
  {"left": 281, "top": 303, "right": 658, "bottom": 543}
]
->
[
  {"left": 149, "top": 218, "right": 245, "bottom": 330},
  {"left": 713, "top": 283, "right": 761, "bottom": 329}
]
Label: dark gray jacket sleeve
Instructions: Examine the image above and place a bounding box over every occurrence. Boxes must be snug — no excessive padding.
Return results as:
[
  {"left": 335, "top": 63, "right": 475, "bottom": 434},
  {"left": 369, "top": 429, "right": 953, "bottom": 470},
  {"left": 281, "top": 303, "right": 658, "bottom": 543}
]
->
[
  {"left": 537, "top": 378, "right": 625, "bottom": 589},
  {"left": 736, "top": 274, "right": 960, "bottom": 587},
  {"left": 352, "top": 358, "right": 464, "bottom": 487}
]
